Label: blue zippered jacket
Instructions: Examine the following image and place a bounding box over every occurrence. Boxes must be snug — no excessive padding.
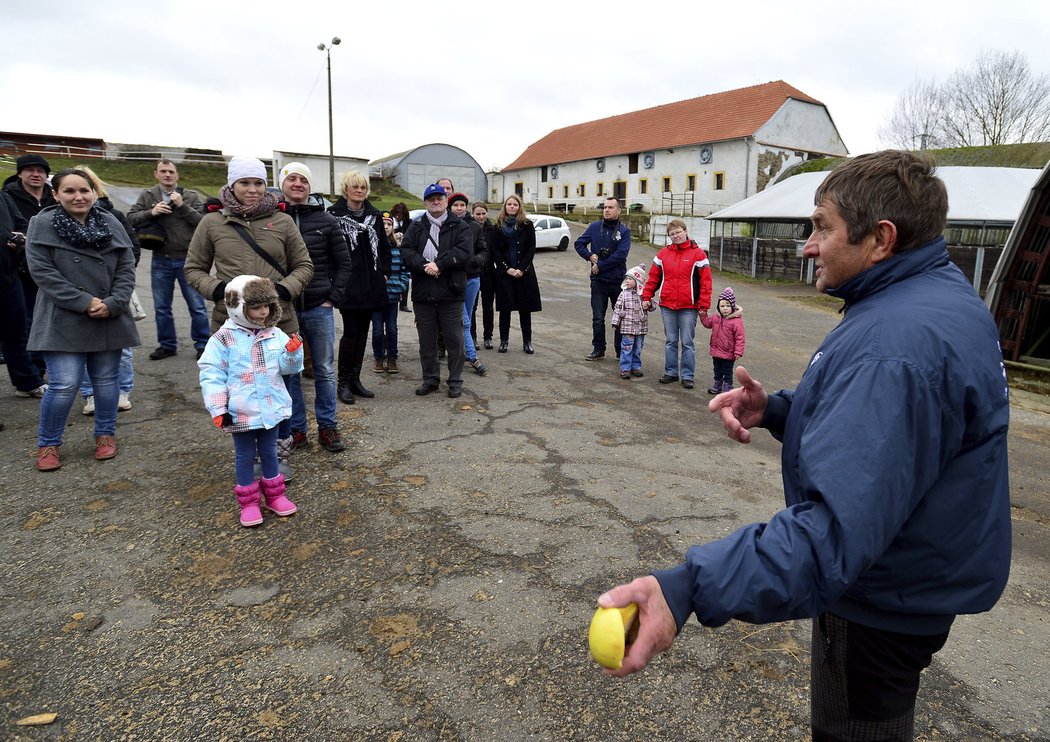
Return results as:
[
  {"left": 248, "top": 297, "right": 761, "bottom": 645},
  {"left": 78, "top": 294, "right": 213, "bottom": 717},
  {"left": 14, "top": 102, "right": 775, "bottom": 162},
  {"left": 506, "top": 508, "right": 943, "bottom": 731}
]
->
[
  {"left": 574, "top": 219, "right": 631, "bottom": 285},
  {"left": 655, "top": 237, "right": 1011, "bottom": 635}
]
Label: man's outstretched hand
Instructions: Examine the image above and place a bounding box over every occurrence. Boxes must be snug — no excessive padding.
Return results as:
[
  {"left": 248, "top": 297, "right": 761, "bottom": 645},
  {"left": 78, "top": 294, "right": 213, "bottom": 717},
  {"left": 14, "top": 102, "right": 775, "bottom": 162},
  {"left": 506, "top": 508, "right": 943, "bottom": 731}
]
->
[{"left": 707, "top": 365, "right": 768, "bottom": 444}]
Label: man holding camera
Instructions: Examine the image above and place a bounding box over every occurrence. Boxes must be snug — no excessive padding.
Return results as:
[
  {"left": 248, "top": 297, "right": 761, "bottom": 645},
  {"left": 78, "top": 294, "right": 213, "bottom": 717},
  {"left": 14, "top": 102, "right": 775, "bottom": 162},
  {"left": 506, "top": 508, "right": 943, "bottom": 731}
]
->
[
  {"left": 127, "top": 160, "right": 208, "bottom": 360},
  {"left": 575, "top": 196, "right": 632, "bottom": 360}
]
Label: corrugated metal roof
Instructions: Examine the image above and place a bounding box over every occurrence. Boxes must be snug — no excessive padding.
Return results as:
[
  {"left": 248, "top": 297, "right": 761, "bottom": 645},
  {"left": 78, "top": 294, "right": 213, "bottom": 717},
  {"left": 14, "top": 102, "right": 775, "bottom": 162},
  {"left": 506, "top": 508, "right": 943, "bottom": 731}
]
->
[
  {"left": 708, "top": 167, "right": 1043, "bottom": 223},
  {"left": 503, "top": 81, "right": 824, "bottom": 171}
]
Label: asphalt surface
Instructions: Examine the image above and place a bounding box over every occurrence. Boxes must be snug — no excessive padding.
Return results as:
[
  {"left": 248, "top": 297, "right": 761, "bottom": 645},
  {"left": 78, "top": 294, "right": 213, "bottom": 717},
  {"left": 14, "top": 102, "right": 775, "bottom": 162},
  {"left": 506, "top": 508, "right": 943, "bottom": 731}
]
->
[{"left": 2, "top": 199, "right": 1048, "bottom": 740}]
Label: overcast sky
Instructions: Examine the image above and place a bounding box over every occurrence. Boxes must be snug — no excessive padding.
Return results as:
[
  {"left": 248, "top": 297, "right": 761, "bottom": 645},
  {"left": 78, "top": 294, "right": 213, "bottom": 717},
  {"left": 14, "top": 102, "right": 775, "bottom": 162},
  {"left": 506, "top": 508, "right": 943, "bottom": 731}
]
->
[{"left": 4, "top": 0, "right": 1049, "bottom": 177}]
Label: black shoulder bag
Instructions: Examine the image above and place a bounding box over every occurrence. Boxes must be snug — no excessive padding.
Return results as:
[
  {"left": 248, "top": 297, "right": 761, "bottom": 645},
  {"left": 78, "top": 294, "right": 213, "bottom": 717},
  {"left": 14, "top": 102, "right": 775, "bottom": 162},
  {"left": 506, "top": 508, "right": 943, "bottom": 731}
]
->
[{"left": 229, "top": 223, "right": 288, "bottom": 277}]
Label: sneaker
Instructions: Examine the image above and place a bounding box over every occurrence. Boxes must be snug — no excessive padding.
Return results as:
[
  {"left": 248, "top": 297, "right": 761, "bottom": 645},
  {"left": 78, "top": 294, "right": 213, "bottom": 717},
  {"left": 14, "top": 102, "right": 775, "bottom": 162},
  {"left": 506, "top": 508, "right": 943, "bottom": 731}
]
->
[
  {"left": 15, "top": 384, "right": 47, "bottom": 398},
  {"left": 373, "top": 357, "right": 386, "bottom": 373},
  {"left": 682, "top": 379, "right": 695, "bottom": 390},
  {"left": 94, "top": 435, "right": 117, "bottom": 460},
  {"left": 386, "top": 358, "right": 399, "bottom": 374},
  {"left": 658, "top": 375, "right": 679, "bottom": 384},
  {"left": 148, "top": 347, "right": 177, "bottom": 360},
  {"left": 36, "top": 445, "right": 61, "bottom": 471},
  {"left": 630, "top": 370, "right": 644, "bottom": 377},
  {"left": 117, "top": 392, "right": 132, "bottom": 411},
  {"left": 318, "top": 427, "right": 346, "bottom": 452},
  {"left": 82, "top": 395, "right": 95, "bottom": 415},
  {"left": 290, "top": 430, "right": 309, "bottom": 451},
  {"left": 584, "top": 350, "right": 604, "bottom": 361},
  {"left": 468, "top": 358, "right": 487, "bottom": 376},
  {"left": 620, "top": 371, "right": 631, "bottom": 380}
]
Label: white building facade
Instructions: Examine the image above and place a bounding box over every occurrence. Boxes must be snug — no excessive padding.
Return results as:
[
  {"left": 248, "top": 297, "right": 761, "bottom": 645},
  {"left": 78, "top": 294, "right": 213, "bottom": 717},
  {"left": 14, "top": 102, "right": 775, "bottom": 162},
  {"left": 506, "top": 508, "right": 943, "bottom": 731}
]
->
[{"left": 492, "top": 82, "right": 848, "bottom": 216}]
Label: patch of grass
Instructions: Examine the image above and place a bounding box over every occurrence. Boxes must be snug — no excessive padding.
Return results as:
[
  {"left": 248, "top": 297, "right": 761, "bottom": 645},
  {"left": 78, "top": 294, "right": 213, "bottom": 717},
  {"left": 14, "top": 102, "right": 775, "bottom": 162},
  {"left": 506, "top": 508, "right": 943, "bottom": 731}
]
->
[{"left": 1, "top": 157, "right": 228, "bottom": 196}]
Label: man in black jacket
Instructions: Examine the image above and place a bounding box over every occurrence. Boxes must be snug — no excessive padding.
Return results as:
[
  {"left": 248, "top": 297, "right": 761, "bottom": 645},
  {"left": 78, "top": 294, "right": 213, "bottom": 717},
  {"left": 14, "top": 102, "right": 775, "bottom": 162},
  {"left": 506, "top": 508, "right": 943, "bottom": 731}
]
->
[
  {"left": 0, "top": 191, "right": 47, "bottom": 398},
  {"left": 279, "top": 162, "right": 351, "bottom": 452},
  {"left": 401, "top": 184, "right": 472, "bottom": 398},
  {"left": 2, "top": 154, "right": 55, "bottom": 375}
]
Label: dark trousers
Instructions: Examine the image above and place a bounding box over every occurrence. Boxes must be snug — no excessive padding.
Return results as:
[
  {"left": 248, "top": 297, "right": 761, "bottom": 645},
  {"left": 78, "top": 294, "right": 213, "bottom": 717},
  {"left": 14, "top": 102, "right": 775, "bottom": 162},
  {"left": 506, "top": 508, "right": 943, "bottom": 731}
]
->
[
  {"left": 811, "top": 613, "right": 949, "bottom": 742},
  {"left": 414, "top": 301, "right": 464, "bottom": 386},
  {"left": 338, "top": 308, "right": 372, "bottom": 382},
  {"left": 712, "top": 356, "right": 735, "bottom": 386},
  {"left": 499, "top": 311, "right": 532, "bottom": 344},
  {"left": 590, "top": 281, "right": 621, "bottom": 354},
  {"left": 0, "top": 275, "right": 45, "bottom": 392},
  {"left": 479, "top": 271, "right": 496, "bottom": 341}
]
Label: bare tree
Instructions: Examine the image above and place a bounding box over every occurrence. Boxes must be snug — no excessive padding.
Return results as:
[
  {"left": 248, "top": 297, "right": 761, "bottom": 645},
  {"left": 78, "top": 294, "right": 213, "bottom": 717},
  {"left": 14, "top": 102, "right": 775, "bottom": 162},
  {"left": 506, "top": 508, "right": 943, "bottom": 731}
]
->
[
  {"left": 878, "top": 78, "right": 945, "bottom": 149},
  {"left": 880, "top": 50, "right": 1050, "bottom": 149}
]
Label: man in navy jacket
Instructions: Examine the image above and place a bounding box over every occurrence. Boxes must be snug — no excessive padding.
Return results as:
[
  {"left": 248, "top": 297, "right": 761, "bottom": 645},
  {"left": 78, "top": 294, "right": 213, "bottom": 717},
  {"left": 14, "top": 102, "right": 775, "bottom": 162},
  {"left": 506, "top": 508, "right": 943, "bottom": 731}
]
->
[
  {"left": 574, "top": 196, "right": 631, "bottom": 360},
  {"left": 598, "top": 151, "right": 1011, "bottom": 741}
]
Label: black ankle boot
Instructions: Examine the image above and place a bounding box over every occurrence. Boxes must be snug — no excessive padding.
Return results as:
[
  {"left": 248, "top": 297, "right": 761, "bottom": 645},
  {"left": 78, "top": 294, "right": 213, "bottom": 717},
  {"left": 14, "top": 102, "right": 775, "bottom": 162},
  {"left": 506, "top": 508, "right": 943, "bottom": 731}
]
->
[
  {"left": 337, "top": 376, "right": 355, "bottom": 405},
  {"left": 349, "top": 376, "right": 375, "bottom": 399}
]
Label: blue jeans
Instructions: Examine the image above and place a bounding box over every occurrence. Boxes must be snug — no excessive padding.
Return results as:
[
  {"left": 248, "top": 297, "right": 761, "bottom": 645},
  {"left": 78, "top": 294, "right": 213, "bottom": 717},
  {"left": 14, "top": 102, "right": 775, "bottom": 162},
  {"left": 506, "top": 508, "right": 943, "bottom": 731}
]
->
[
  {"left": 661, "top": 307, "right": 698, "bottom": 381},
  {"left": 38, "top": 350, "right": 121, "bottom": 446},
  {"left": 462, "top": 277, "right": 481, "bottom": 360},
  {"left": 590, "top": 281, "right": 621, "bottom": 354},
  {"left": 370, "top": 303, "right": 400, "bottom": 359},
  {"left": 232, "top": 426, "right": 279, "bottom": 486},
  {"left": 151, "top": 255, "right": 210, "bottom": 351},
  {"left": 619, "top": 334, "right": 645, "bottom": 372},
  {"left": 80, "top": 347, "right": 134, "bottom": 397},
  {"left": 289, "top": 304, "right": 337, "bottom": 432}
]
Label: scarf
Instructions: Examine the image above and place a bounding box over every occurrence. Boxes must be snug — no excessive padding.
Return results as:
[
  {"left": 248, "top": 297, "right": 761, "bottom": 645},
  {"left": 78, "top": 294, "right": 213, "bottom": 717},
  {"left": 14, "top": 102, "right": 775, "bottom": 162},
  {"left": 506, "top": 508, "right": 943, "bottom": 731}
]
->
[
  {"left": 218, "top": 184, "right": 278, "bottom": 220},
  {"left": 501, "top": 217, "right": 519, "bottom": 268},
  {"left": 423, "top": 211, "right": 447, "bottom": 262},
  {"left": 51, "top": 206, "right": 113, "bottom": 249},
  {"left": 338, "top": 211, "right": 381, "bottom": 270}
]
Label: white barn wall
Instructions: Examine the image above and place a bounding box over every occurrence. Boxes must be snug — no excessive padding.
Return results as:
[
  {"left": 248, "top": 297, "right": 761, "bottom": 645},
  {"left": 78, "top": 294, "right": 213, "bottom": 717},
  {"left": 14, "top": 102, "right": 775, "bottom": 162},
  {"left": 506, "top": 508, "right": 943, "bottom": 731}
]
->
[
  {"left": 271, "top": 151, "right": 368, "bottom": 196},
  {"left": 757, "top": 100, "right": 848, "bottom": 156}
]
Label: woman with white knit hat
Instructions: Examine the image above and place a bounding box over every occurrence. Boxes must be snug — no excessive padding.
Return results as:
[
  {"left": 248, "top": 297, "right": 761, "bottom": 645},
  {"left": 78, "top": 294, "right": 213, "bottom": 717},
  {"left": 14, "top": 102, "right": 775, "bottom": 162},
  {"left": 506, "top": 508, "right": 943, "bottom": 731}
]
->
[{"left": 185, "top": 157, "right": 314, "bottom": 478}]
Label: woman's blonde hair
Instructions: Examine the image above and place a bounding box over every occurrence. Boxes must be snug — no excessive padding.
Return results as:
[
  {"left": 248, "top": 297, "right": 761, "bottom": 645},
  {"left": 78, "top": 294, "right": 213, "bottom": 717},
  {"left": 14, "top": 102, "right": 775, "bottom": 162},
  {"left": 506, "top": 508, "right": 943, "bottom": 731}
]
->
[
  {"left": 75, "top": 164, "right": 109, "bottom": 198},
  {"left": 495, "top": 194, "right": 528, "bottom": 229},
  {"left": 338, "top": 170, "right": 370, "bottom": 196}
]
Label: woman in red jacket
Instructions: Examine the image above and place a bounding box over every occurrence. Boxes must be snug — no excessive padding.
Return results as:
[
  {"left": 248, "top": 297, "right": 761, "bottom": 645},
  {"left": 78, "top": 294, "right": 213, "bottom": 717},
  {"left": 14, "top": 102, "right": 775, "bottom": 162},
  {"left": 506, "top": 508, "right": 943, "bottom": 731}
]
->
[{"left": 641, "top": 220, "right": 712, "bottom": 389}]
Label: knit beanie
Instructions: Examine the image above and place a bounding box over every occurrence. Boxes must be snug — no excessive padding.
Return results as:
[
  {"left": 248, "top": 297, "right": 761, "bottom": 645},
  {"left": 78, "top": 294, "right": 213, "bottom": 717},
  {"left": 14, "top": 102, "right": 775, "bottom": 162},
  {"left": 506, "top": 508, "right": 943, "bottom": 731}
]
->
[
  {"left": 621, "top": 263, "right": 648, "bottom": 293},
  {"left": 227, "top": 157, "right": 267, "bottom": 187},
  {"left": 279, "top": 161, "right": 312, "bottom": 189},
  {"left": 448, "top": 192, "right": 469, "bottom": 207},
  {"left": 719, "top": 286, "right": 737, "bottom": 310},
  {"left": 16, "top": 154, "right": 50, "bottom": 174}
]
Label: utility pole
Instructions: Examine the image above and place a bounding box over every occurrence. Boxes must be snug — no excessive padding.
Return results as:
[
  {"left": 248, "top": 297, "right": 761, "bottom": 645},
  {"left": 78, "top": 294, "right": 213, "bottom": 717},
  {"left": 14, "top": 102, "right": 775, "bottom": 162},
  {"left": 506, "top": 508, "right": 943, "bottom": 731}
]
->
[{"left": 318, "top": 37, "right": 341, "bottom": 197}]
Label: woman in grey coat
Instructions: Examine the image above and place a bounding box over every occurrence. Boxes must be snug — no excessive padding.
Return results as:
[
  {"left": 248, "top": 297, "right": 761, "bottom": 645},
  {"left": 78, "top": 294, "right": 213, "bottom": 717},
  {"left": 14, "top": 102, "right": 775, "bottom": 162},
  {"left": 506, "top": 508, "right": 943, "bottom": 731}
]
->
[{"left": 26, "top": 168, "right": 140, "bottom": 471}]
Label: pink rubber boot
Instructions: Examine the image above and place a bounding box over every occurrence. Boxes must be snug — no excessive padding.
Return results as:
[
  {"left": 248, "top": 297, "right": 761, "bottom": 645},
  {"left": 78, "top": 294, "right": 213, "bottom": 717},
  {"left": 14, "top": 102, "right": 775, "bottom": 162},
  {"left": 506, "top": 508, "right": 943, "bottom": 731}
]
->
[
  {"left": 260, "top": 474, "right": 297, "bottom": 516},
  {"left": 235, "top": 482, "right": 264, "bottom": 527}
]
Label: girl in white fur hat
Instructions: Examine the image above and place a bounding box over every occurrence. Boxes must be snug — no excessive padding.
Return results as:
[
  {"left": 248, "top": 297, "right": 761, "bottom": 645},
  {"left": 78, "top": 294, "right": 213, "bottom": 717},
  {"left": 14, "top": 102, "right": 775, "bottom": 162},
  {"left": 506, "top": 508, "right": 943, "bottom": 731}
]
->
[{"left": 198, "top": 275, "right": 304, "bottom": 527}]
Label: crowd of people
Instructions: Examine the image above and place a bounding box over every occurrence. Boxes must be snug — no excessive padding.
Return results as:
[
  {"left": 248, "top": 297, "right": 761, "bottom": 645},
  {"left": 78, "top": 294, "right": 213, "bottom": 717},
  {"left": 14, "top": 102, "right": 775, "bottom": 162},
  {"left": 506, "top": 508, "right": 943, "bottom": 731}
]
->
[{"left": 3, "top": 155, "right": 748, "bottom": 471}]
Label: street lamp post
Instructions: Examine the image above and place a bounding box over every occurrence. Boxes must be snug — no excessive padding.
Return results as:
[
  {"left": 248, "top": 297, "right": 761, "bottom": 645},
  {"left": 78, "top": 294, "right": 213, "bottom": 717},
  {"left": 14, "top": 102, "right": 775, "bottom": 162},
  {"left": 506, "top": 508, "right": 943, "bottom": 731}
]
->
[{"left": 317, "top": 37, "right": 341, "bottom": 197}]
